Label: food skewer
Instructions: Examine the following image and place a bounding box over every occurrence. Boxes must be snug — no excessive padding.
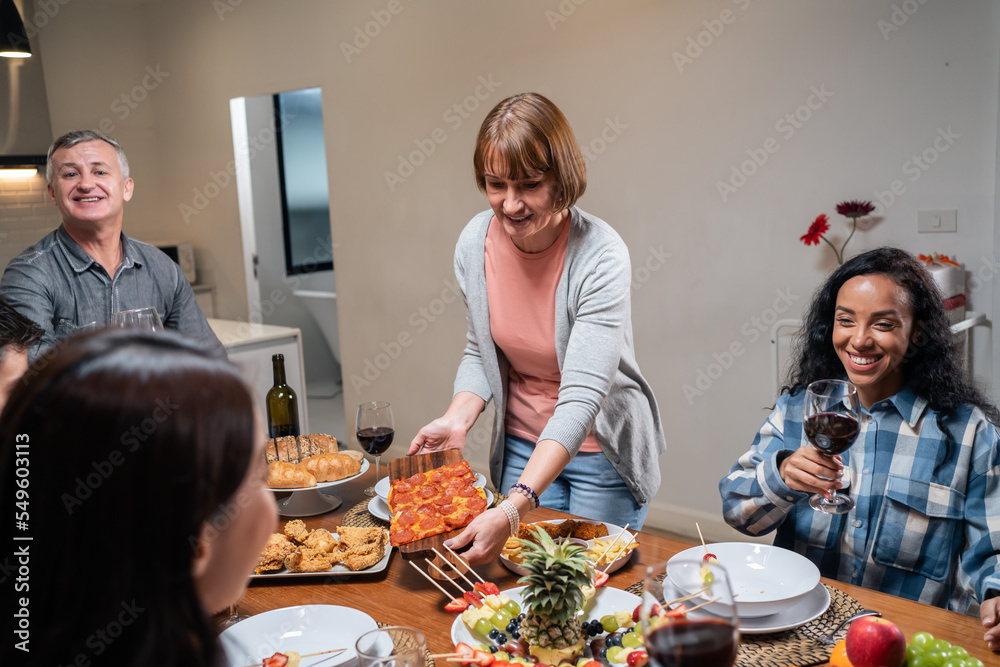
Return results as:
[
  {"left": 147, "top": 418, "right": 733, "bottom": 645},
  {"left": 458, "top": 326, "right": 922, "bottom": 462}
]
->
[
  {"left": 664, "top": 586, "right": 709, "bottom": 607},
  {"left": 684, "top": 596, "right": 722, "bottom": 613},
  {"left": 239, "top": 648, "right": 346, "bottom": 667},
  {"left": 695, "top": 522, "right": 708, "bottom": 553},
  {"left": 431, "top": 548, "right": 479, "bottom": 590},
  {"left": 443, "top": 544, "right": 487, "bottom": 584},
  {"left": 424, "top": 559, "right": 468, "bottom": 595},
  {"left": 593, "top": 522, "right": 630, "bottom": 567},
  {"left": 408, "top": 560, "right": 458, "bottom": 598},
  {"left": 599, "top": 531, "right": 637, "bottom": 574}
]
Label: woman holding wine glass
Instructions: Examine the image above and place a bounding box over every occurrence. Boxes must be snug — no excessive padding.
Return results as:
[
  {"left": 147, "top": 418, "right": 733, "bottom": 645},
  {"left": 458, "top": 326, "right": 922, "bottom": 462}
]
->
[
  {"left": 719, "top": 247, "right": 1000, "bottom": 650},
  {"left": 0, "top": 329, "right": 277, "bottom": 666}
]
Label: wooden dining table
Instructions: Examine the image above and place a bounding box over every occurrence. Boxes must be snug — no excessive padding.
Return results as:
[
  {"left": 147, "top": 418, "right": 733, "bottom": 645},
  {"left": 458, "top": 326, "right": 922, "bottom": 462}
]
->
[{"left": 235, "top": 467, "right": 996, "bottom": 665}]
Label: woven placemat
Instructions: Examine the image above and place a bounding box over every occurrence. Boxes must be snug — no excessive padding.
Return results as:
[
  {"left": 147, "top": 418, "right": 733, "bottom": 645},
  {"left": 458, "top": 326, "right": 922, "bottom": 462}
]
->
[
  {"left": 343, "top": 493, "right": 506, "bottom": 529},
  {"left": 626, "top": 573, "right": 865, "bottom": 667},
  {"left": 375, "top": 622, "right": 435, "bottom": 667}
]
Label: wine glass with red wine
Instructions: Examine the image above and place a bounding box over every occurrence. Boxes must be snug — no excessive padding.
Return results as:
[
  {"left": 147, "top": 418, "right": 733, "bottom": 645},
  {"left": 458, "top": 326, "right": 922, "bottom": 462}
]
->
[
  {"left": 642, "top": 559, "right": 739, "bottom": 667},
  {"left": 358, "top": 401, "right": 395, "bottom": 498},
  {"left": 803, "top": 379, "right": 861, "bottom": 514}
]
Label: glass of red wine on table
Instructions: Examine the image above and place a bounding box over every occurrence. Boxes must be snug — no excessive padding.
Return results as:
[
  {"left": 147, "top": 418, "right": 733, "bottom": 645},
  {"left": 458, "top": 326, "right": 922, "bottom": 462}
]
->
[
  {"left": 642, "top": 559, "right": 739, "bottom": 667},
  {"left": 802, "top": 379, "right": 861, "bottom": 514},
  {"left": 358, "top": 401, "right": 395, "bottom": 498}
]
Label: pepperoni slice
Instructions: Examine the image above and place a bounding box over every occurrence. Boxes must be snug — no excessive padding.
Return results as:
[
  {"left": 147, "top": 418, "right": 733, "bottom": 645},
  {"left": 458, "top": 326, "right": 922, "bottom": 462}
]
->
[
  {"left": 406, "top": 473, "right": 425, "bottom": 485},
  {"left": 467, "top": 497, "right": 487, "bottom": 512},
  {"left": 456, "top": 485, "right": 477, "bottom": 498},
  {"left": 419, "top": 515, "right": 444, "bottom": 532},
  {"left": 391, "top": 529, "right": 415, "bottom": 545},
  {"left": 432, "top": 493, "right": 456, "bottom": 506},
  {"left": 429, "top": 470, "right": 448, "bottom": 483},
  {"left": 392, "top": 492, "right": 415, "bottom": 507},
  {"left": 417, "top": 485, "right": 437, "bottom": 499},
  {"left": 446, "top": 511, "right": 475, "bottom": 529},
  {"left": 397, "top": 510, "right": 420, "bottom": 527},
  {"left": 439, "top": 504, "right": 457, "bottom": 516},
  {"left": 416, "top": 504, "right": 437, "bottom": 515},
  {"left": 445, "top": 477, "right": 465, "bottom": 488},
  {"left": 394, "top": 481, "right": 414, "bottom": 493}
]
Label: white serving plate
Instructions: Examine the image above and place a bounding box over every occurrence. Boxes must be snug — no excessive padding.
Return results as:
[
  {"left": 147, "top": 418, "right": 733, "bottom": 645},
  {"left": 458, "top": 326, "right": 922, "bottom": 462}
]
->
[
  {"left": 500, "top": 519, "right": 635, "bottom": 577},
  {"left": 666, "top": 542, "right": 820, "bottom": 618},
  {"left": 677, "top": 581, "right": 832, "bottom": 634},
  {"left": 269, "top": 457, "right": 370, "bottom": 492},
  {"left": 250, "top": 530, "right": 393, "bottom": 579},
  {"left": 376, "top": 471, "right": 486, "bottom": 502},
  {"left": 451, "top": 586, "right": 640, "bottom": 647},
  {"left": 219, "top": 604, "right": 377, "bottom": 667}
]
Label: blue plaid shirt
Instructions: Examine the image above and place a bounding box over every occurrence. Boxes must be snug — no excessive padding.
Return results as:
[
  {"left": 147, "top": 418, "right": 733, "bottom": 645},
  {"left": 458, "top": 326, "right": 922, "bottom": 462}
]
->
[{"left": 720, "top": 384, "right": 1000, "bottom": 612}]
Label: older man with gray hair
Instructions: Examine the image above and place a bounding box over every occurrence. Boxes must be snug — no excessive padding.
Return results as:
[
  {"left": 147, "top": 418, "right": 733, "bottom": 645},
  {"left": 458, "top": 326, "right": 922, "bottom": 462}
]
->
[{"left": 0, "top": 130, "right": 223, "bottom": 358}]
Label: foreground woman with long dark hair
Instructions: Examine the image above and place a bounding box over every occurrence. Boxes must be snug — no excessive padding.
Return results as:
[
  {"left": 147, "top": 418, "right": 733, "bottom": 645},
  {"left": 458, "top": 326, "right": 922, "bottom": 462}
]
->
[{"left": 0, "top": 330, "right": 276, "bottom": 666}]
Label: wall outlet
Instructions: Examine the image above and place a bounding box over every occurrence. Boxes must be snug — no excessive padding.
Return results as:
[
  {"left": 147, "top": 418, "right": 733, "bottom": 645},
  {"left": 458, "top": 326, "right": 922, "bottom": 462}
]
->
[{"left": 917, "top": 209, "right": 957, "bottom": 233}]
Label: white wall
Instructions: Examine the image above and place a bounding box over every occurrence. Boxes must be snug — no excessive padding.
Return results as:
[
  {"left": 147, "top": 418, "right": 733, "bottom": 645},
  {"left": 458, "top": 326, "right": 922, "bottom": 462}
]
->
[{"left": 30, "top": 0, "right": 1000, "bottom": 541}]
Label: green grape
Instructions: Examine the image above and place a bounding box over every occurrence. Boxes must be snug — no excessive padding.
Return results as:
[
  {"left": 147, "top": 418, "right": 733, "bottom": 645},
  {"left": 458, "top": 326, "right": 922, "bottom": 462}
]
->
[
  {"left": 951, "top": 646, "right": 969, "bottom": 659},
  {"left": 502, "top": 600, "right": 521, "bottom": 616},
  {"left": 942, "top": 658, "right": 967, "bottom": 667},
  {"left": 621, "top": 633, "right": 642, "bottom": 649},
  {"left": 906, "top": 644, "right": 924, "bottom": 661},
  {"left": 601, "top": 615, "right": 619, "bottom": 633},
  {"left": 907, "top": 654, "right": 935, "bottom": 667},
  {"left": 923, "top": 649, "right": 948, "bottom": 666},
  {"left": 968, "top": 659, "right": 985, "bottom": 667},
  {"left": 605, "top": 647, "right": 625, "bottom": 663},
  {"left": 491, "top": 610, "right": 512, "bottom": 632},
  {"left": 928, "top": 639, "right": 952, "bottom": 653},
  {"left": 911, "top": 632, "right": 935, "bottom": 650},
  {"left": 474, "top": 619, "right": 493, "bottom": 638}
]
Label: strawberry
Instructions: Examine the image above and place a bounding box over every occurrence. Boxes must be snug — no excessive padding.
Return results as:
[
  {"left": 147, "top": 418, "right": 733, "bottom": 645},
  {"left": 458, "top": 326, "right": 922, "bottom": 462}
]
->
[
  {"left": 262, "top": 653, "right": 289, "bottom": 667},
  {"left": 445, "top": 597, "right": 470, "bottom": 613},
  {"left": 663, "top": 606, "right": 687, "bottom": 618},
  {"left": 473, "top": 581, "right": 500, "bottom": 597},
  {"left": 593, "top": 571, "right": 610, "bottom": 588},
  {"left": 472, "top": 649, "right": 494, "bottom": 667},
  {"left": 464, "top": 591, "right": 484, "bottom": 607},
  {"left": 632, "top": 602, "right": 660, "bottom": 622},
  {"left": 455, "top": 643, "right": 476, "bottom": 665},
  {"left": 626, "top": 650, "right": 648, "bottom": 666}
]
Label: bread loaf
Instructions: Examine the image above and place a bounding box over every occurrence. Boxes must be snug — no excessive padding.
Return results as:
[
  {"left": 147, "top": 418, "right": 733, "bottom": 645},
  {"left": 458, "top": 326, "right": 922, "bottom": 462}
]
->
[
  {"left": 267, "top": 461, "right": 317, "bottom": 488},
  {"left": 265, "top": 433, "right": 339, "bottom": 463},
  {"left": 300, "top": 452, "right": 362, "bottom": 483}
]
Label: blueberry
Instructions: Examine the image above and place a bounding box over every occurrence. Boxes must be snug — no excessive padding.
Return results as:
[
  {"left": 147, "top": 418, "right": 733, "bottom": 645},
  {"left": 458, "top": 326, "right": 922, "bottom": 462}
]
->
[
  {"left": 506, "top": 622, "right": 517, "bottom": 634},
  {"left": 496, "top": 634, "right": 507, "bottom": 644},
  {"left": 624, "top": 627, "right": 635, "bottom": 634},
  {"left": 488, "top": 646, "right": 498, "bottom": 653},
  {"left": 599, "top": 647, "right": 609, "bottom": 660},
  {"left": 488, "top": 629, "right": 499, "bottom": 640},
  {"left": 511, "top": 629, "right": 520, "bottom": 639},
  {"left": 518, "top": 613, "right": 525, "bottom": 621}
]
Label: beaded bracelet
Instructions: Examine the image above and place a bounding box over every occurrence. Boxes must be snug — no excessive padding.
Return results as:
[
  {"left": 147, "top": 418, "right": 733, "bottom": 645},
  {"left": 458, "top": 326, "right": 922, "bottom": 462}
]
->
[
  {"left": 509, "top": 482, "right": 540, "bottom": 510},
  {"left": 498, "top": 499, "right": 520, "bottom": 537}
]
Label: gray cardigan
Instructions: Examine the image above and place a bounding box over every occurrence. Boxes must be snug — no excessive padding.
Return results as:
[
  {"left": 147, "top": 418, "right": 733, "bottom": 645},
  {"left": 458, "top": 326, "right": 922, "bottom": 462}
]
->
[{"left": 453, "top": 207, "right": 665, "bottom": 505}]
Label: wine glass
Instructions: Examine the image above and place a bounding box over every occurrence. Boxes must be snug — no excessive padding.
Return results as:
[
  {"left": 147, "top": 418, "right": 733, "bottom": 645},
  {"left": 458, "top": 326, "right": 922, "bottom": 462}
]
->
[
  {"left": 803, "top": 379, "right": 861, "bottom": 514},
  {"left": 355, "top": 626, "right": 426, "bottom": 667},
  {"left": 216, "top": 602, "right": 248, "bottom": 629},
  {"left": 642, "top": 559, "right": 739, "bottom": 667},
  {"left": 358, "top": 401, "right": 394, "bottom": 498},
  {"left": 111, "top": 307, "right": 164, "bottom": 331}
]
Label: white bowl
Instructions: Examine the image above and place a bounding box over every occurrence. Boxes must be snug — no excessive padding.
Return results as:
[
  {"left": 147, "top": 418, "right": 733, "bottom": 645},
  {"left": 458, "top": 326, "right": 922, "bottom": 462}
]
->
[{"left": 666, "top": 542, "right": 820, "bottom": 618}]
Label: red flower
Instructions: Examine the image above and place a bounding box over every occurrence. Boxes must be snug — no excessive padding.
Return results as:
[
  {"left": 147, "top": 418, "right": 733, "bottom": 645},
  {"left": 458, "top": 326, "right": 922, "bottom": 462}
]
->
[
  {"left": 835, "top": 200, "right": 875, "bottom": 218},
  {"left": 800, "top": 214, "right": 830, "bottom": 246}
]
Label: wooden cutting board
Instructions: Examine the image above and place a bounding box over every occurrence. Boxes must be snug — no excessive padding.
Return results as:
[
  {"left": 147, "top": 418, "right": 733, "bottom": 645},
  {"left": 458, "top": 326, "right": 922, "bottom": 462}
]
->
[{"left": 387, "top": 450, "right": 471, "bottom": 560}]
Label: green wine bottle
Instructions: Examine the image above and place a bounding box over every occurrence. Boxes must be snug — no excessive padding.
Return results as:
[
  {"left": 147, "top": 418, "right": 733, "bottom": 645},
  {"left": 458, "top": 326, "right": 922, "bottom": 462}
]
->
[{"left": 266, "top": 353, "right": 300, "bottom": 438}]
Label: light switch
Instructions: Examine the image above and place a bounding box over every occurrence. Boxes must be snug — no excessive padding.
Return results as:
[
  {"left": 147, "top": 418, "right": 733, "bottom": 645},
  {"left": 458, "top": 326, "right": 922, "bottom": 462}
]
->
[{"left": 917, "top": 210, "right": 957, "bottom": 233}]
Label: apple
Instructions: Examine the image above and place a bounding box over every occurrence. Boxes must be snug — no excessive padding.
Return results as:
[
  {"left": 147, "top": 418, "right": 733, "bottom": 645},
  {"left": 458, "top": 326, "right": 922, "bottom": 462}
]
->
[{"left": 845, "top": 616, "right": 906, "bottom": 667}]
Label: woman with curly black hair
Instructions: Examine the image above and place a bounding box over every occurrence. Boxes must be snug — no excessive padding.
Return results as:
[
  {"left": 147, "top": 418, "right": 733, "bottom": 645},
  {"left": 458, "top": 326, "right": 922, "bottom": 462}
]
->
[{"left": 720, "top": 247, "right": 1000, "bottom": 650}]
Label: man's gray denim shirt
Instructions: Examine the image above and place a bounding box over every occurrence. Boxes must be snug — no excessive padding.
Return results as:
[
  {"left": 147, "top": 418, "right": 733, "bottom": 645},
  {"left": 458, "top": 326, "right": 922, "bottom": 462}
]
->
[{"left": 0, "top": 225, "right": 225, "bottom": 360}]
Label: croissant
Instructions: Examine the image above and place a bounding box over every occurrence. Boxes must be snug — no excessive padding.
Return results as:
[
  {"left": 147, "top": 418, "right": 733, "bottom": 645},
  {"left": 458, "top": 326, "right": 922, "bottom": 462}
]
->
[
  {"left": 299, "top": 453, "right": 362, "bottom": 483},
  {"left": 267, "top": 461, "right": 317, "bottom": 489}
]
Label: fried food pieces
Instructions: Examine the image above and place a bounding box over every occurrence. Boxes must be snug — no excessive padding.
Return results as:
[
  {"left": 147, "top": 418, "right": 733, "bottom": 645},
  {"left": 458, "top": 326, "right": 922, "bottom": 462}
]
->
[
  {"left": 503, "top": 521, "right": 619, "bottom": 565},
  {"left": 256, "top": 520, "right": 388, "bottom": 574}
]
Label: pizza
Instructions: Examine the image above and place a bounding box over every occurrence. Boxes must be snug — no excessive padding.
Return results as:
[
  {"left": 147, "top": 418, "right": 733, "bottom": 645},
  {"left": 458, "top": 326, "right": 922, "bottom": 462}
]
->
[{"left": 387, "top": 460, "right": 489, "bottom": 546}]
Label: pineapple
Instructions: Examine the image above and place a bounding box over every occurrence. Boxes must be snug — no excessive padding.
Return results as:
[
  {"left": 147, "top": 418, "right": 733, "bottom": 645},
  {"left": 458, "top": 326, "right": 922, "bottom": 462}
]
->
[{"left": 517, "top": 527, "right": 594, "bottom": 664}]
